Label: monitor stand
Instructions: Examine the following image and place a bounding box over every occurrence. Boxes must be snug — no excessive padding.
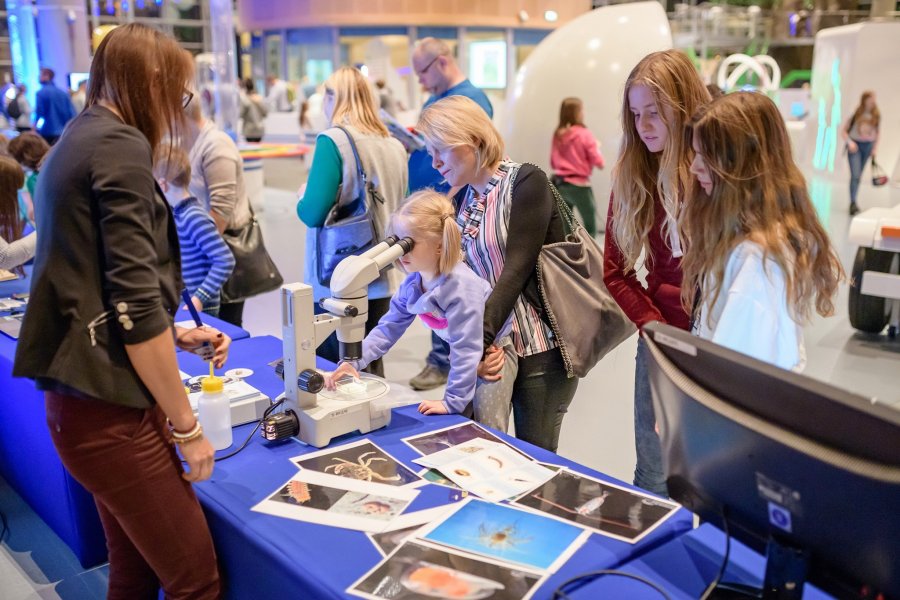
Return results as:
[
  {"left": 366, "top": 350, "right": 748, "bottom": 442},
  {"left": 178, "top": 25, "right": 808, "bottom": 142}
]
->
[{"left": 711, "top": 538, "right": 808, "bottom": 600}]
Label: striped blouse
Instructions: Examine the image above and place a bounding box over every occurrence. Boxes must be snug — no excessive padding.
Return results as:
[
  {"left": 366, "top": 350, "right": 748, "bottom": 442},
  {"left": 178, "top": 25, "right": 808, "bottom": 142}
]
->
[
  {"left": 171, "top": 196, "right": 235, "bottom": 315},
  {"left": 457, "top": 160, "right": 557, "bottom": 357}
]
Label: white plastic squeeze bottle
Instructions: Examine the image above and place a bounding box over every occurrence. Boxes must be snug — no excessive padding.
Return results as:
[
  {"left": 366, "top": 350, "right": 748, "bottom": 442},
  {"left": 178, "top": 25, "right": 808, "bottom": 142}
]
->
[{"left": 198, "top": 362, "right": 232, "bottom": 450}]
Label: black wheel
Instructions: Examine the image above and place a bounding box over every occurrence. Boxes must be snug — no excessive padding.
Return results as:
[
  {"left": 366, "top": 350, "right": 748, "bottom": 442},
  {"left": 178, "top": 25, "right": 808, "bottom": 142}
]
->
[{"left": 848, "top": 247, "right": 895, "bottom": 333}]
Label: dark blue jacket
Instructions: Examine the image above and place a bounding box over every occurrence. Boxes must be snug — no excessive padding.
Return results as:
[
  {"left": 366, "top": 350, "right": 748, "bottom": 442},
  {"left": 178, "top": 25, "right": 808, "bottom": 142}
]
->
[{"left": 35, "top": 82, "right": 76, "bottom": 137}]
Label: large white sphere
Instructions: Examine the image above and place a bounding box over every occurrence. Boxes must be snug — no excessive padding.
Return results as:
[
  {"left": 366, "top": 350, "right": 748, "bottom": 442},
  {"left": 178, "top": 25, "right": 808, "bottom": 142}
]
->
[{"left": 501, "top": 2, "right": 673, "bottom": 230}]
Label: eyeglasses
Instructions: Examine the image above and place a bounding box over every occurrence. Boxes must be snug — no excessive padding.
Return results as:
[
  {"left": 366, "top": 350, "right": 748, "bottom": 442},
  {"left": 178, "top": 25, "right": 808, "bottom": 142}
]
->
[
  {"left": 182, "top": 90, "right": 194, "bottom": 109},
  {"left": 416, "top": 55, "right": 441, "bottom": 77}
]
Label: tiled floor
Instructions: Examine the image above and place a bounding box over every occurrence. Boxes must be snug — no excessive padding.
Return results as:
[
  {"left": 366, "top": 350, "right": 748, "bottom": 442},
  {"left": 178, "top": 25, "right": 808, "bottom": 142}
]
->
[{"left": 2, "top": 153, "right": 898, "bottom": 599}]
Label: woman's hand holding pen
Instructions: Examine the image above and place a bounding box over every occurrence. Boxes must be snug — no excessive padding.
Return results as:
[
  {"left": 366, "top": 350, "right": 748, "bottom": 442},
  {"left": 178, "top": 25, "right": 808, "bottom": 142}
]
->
[{"left": 175, "top": 326, "right": 231, "bottom": 368}]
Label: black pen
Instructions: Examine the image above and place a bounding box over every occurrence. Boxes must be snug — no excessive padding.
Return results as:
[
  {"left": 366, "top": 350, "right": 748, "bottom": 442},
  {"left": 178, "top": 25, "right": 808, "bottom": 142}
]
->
[{"left": 181, "top": 289, "right": 212, "bottom": 358}]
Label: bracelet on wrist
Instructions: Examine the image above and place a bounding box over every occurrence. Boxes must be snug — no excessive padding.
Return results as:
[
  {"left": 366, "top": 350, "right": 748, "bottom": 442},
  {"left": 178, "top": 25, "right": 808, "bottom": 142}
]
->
[
  {"left": 172, "top": 427, "right": 204, "bottom": 445},
  {"left": 169, "top": 419, "right": 200, "bottom": 437}
]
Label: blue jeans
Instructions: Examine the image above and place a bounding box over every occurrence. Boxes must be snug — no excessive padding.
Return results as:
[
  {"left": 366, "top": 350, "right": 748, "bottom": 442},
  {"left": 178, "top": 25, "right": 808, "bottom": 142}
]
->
[
  {"left": 634, "top": 337, "right": 667, "bottom": 496},
  {"left": 848, "top": 139, "right": 874, "bottom": 205},
  {"left": 425, "top": 331, "right": 451, "bottom": 373}
]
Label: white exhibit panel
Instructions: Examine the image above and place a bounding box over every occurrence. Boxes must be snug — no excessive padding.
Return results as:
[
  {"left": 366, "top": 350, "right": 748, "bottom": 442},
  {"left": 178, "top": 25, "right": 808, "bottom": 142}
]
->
[
  {"left": 501, "top": 2, "right": 673, "bottom": 230},
  {"left": 806, "top": 22, "right": 900, "bottom": 187}
]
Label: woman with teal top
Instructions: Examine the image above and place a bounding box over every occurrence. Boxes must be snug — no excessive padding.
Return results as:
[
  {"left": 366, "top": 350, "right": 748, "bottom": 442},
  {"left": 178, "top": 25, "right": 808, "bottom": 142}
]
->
[{"left": 296, "top": 67, "right": 407, "bottom": 376}]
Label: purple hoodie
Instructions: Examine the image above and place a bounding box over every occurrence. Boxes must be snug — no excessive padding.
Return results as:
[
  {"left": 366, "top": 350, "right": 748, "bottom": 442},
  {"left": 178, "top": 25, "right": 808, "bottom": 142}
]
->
[{"left": 351, "top": 261, "right": 511, "bottom": 413}]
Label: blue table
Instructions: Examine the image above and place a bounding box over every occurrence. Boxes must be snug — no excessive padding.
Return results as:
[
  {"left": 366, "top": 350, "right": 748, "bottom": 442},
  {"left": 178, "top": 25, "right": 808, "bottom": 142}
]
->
[
  {"left": 189, "top": 336, "right": 695, "bottom": 599},
  {"left": 566, "top": 524, "right": 833, "bottom": 598},
  {"left": 0, "top": 321, "right": 107, "bottom": 568},
  {"left": 0, "top": 299, "right": 247, "bottom": 568}
]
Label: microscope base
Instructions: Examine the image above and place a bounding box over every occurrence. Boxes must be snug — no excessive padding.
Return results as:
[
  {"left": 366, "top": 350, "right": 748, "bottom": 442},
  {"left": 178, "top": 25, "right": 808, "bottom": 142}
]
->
[{"left": 295, "top": 396, "right": 392, "bottom": 448}]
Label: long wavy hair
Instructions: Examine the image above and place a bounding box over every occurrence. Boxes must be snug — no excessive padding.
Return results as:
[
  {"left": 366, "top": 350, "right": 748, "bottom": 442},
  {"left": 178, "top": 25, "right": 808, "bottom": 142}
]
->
[
  {"left": 610, "top": 50, "right": 709, "bottom": 270},
  {"left": 680, "top": 92, "right": 844, "bottom": 325},
  {"left": 325, "top": 67, "right": 389, "bottom": 137},
  {"left": 0, "top": 156, "right": 25, "bottom": 275},
  {"left": 849, "top": 90, "right": 880, "bottom": 131}
]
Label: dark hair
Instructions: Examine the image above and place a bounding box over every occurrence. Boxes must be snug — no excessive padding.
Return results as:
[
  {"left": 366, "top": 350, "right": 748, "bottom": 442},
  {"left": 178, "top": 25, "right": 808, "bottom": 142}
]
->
[
  {"left": 0, "top": 156, "right": 25, "bottom": 274},
  {"left": 8, "top": 133, "right": 50, "bottom": 171},
  {"left": 40, "top": 68, "right": 55, "bottom": 81},
  {"left": 85, "top": 23, "right": 193, "bottom": 154},
  {"left": 555, "top": 97, "right": 584, "bottom": 137},
  {"left": 242, "top": 78, "right": 255, "bottom": 94}
]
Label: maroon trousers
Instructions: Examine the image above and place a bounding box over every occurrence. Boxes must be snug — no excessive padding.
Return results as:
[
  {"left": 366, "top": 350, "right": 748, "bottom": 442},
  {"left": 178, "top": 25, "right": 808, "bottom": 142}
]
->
[{"left": 45, "top": 391, "right": 220, "bottom": 600}]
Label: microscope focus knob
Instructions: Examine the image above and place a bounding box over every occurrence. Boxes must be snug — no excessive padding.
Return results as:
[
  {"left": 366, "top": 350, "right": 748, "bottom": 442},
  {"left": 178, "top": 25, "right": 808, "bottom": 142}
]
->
[{"left": 297, "top": 369, "right": 325, "bottom": 394}]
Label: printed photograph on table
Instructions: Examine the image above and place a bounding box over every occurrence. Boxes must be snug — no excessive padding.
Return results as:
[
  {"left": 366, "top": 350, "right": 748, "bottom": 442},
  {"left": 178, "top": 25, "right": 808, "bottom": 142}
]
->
[
  {"left": 348, "top": 539, "right": 544, "bottom": 600},
  {"left": 418, "top": 468, "right": 463, "bottom": 490},
  {"left": 418, "top": 497, "right": 586, "bottom": 572},
  {"left": 252, "top": 470, "right": 418, "bottom": 533},
  {"left": 402, "top": 422, "right": 531, "bottom": 459},
  {"left": 414, "top": 439, "right": 555, "bottom": 502},
  {"left": 512, "top": 468, "right": 681, "bottom": 543},
  {"left": 291, "top": 438, "right": 421, "bottom": 486},
  {"left": 367, "top": 525, "right": 423, "bottom": 557}
]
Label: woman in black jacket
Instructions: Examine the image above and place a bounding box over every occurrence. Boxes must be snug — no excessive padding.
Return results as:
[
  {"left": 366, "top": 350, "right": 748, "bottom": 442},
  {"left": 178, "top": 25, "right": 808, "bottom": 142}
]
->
[{"left": 14, "top": 24, "right": 227, "bottom": 599}]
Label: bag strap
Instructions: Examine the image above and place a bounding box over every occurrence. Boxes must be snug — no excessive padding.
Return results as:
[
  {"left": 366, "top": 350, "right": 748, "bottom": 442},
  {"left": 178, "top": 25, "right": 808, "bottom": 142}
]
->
[
  {"left": 518, "top": 162, "right": 581, "bottom": 235},
  {"left": 333, "top": 125, "right": 368, "bottom": 193}
]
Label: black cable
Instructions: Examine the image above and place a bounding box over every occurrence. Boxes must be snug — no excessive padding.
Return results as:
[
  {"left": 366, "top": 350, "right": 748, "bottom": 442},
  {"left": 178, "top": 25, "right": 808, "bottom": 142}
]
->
[
  {"left": 180, "top": 398, "right": 285, "bottom": 464},
  {"left": 551, "top": 570, "right": 672, "bottom": 600},
  {"left": 699, "top": 508, "right": 731, "bottom": 600},
  {"left": 214, "top": 398, "right": 284, "bottom": 462}
]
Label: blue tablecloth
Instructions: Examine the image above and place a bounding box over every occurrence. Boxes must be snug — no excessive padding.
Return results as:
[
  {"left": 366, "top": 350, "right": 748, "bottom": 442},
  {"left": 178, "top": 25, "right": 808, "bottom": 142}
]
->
[
  {"left": 188, "top": 335, "right": 694, "bottom": 599},
  {"left": 566, "top": 524, "right": 833, "bottom": 598},
  {"left": 0, "top": 323, "right": 106, "bottom": 568}
]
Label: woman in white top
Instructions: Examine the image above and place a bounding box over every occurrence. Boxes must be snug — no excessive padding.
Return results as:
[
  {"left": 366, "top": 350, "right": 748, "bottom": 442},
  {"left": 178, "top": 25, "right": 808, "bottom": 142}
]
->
[
  {"left": 680, "top": 92, "right": 844, "bottom": 371},
  {"left": 0, "top": 156, "right": 35, "bottom": 272}
]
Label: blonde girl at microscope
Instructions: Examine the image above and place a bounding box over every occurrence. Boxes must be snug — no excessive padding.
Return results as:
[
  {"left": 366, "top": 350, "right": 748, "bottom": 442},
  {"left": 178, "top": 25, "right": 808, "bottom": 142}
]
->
[{"left": 325, "top": 189, "right": 512, "bottom": 420}]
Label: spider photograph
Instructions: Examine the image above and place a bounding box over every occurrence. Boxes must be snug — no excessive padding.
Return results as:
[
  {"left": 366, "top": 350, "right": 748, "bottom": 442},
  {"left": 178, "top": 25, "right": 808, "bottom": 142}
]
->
[
  {"left": 291, "top": 439, "right": 421, "bottom": 487},
  {"left": 421, "top": 498, "right": 585, "bottom": 572}
]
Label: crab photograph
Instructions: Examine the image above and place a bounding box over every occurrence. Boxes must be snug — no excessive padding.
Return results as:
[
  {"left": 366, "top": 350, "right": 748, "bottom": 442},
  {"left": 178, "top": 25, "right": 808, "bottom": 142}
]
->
[{"left": 291, "top": 439, "right": 421, "bottom": 487}]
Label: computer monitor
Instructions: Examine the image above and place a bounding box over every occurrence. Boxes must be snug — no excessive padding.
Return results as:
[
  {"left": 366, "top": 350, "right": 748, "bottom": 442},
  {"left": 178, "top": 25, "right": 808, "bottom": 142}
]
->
[{"left": 642, "top": 322, "right": 900, "bottom": 599}]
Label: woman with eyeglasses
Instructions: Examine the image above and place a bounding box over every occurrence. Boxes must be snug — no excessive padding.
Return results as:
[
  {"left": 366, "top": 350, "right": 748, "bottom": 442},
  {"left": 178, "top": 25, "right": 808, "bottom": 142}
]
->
[
  {"left": 296, "top": 66, "right": 407, "bottom": 376},
  {"left": 14, "top": 24, "right": 227, "bottom": 599},
  {"left": 416, "top": 95, "right": 578, "bottom": 453}
]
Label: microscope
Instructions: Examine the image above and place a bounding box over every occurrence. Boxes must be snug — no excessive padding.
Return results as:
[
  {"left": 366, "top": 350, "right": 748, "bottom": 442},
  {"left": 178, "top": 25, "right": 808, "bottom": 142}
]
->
[{"left": 262, "top": 236, "right": 414, "bottom": 447}]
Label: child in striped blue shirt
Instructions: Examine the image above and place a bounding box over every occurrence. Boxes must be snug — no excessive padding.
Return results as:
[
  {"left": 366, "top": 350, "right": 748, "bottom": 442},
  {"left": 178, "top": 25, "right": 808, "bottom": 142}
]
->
[{"left": 154, "top": 147, "right": 235, "bottom": 316}]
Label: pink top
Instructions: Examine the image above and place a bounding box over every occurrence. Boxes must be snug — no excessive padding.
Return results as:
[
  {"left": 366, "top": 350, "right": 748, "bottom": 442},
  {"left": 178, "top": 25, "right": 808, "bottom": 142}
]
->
[{"left": 550, "top": 125, "right": 605, "bottom": 186}]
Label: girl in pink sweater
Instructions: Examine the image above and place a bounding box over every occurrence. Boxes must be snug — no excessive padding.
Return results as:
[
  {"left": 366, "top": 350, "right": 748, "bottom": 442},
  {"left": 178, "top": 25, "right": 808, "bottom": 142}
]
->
[{"left": 550, "top": 97, "right": 605, "bottom": 236}]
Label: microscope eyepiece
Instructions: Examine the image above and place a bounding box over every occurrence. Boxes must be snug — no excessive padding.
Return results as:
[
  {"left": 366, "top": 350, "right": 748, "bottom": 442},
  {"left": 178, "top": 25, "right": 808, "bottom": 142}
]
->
[{"left": 397, "top": 237, "right": 415, "bottom": 254}]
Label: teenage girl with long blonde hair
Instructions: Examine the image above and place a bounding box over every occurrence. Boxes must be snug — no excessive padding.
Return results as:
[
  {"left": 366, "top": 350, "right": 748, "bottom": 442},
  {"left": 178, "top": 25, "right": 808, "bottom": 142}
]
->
[
  {"left": 603, "top": 50, "right": 710, "bottom": 496},
  {"left": 683, "top": 92, "right": 843, "bottom": 370}
]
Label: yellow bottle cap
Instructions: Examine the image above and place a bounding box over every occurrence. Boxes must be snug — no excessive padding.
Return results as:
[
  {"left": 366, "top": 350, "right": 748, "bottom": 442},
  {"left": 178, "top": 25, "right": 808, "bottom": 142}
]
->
[{"left": 202, "top": 362, "right": 224, "bottom": 393}]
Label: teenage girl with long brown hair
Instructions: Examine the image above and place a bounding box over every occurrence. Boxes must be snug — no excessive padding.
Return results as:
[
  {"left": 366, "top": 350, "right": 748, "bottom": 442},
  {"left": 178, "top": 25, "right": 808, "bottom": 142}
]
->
[
  {"left": 683, "top": 92, "right": 843, "bottom": 370},
  {"left": 603, "top": 50, "right": 710, "bottom": 496}
]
